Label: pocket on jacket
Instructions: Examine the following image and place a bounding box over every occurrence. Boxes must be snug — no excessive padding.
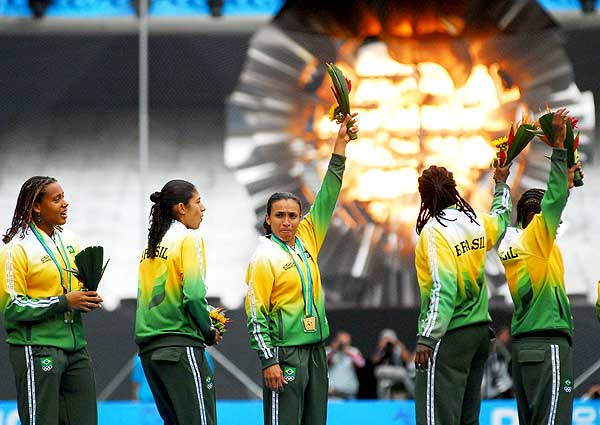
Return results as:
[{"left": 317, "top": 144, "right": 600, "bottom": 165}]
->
[
  {"left": 517, "top": 349, "right": 545, "bottom": 364},
  {"left": 150, "top": 347, "right": 182, "bottom": 363}
]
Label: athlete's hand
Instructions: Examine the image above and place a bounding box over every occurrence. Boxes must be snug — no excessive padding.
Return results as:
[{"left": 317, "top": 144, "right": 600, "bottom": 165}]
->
[
  {"left": 263, "top": 364, "right": 287, "bottom": 392},
  {"left": 414, "top": 343, "right": 433, "bottom": 371},
  {"left": 552, "top": 107, "right": 569, "bottom": 149},
  {"left": 66, "top": 290, "right": 103, "bottom": 312},
  {"left": 333, "top": 113, "right": 359, "bottom": 156},
  {"left": 568, "top": 162, "right": 584, "bottom": 189},
  {"left": 214, "top": 329, "right": 223, "bottom": 345},
  {"left": 493, "top": 160, "right": 511, "bottom": 184}
]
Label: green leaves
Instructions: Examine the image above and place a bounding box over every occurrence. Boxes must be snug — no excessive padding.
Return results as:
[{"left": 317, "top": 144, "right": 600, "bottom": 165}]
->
[
  {"left": 67, "top": 246, "right": 109, "bottom": 291},
  {"left": 537, "top": 112, "right": 583, "bottom": 187},
  {"left": 326, "top": 62, "right": 357, "bottom": 140},
  {"left": 505, "top": 123, "right": 538, "bottom": 166}
]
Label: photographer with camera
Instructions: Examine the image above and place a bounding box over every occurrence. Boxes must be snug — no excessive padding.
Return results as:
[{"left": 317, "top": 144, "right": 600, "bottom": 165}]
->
[
  {"left": 326, "top": 331, "right": 365, "bottom": 399},
  {"left": 372, "top": 329, "right": 415, "bottom": 399}
]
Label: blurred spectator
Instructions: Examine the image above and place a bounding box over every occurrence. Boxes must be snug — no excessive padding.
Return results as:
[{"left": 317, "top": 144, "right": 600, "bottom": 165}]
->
[
  {"left": 583, "top": 384, "right": 600, "bottom": 400},
  {"left": 28, "top": 0, "right": 50, "bottom": 18},
  {"left": 326, "top": 331, "right": 365, "bottom": 399},
  {"left": 372, "top": 329, "right": 415, "bottom": 399},
  {"left": 481, "top": 326, "right": 513, "bottom": 399}
]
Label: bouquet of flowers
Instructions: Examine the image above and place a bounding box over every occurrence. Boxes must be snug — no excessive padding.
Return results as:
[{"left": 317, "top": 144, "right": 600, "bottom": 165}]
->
[
  {"left": 326, "top": 62, "right": 357, "bottom": 140},
  {"left": 491, "top": 118, "right": 538, "bottom": 167},
  {"left": 66, "top": 246, "right": 109, "bottom": 291},
  {"left": 535, "top": 111, "right": 583, "bottom": 187},
  {"left": 209, "top": 306, "right": 231, "bottom": 334}
]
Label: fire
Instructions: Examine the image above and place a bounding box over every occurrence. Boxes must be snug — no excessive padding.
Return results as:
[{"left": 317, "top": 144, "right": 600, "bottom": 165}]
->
[{"left": 314, "top": 42, "right": 520, "bottom": 226}]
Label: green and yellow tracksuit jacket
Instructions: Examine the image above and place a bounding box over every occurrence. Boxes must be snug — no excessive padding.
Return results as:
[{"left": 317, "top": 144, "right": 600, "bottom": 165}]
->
[
  {"left": 497, "top": 148, "right": 573, "bottom": 338},
  {"left": 0, "top": 224, "right": 85, "bottom": 352},
  {"left": 136, "top": 221, "right": 215, "bottom": 354},
  {"left": 416, "top": 182, "right": 512, "bottom": 349},
  {"left": 245, "top": 154, "right": 345, "bottom": 369}
]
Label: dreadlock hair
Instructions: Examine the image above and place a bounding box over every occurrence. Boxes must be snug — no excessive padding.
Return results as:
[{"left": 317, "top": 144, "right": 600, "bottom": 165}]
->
[
  {"left": 147, "top": 180, "right": 196, "bottom": 259},
  {"left": 416, "top": 165, "right": 477, "bottom": 235},
  {"left": 2, "top": 176, "right": 57, "bottom": 244},
  {"left": 263, "top": 192, "right": 302, "bottom": 235},
  {"left": 516, "top": 188, "right": 545, "bottom": 228}
]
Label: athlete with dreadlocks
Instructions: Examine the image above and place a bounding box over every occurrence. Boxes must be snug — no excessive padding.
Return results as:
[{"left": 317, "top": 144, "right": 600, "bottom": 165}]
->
[
  {"left": 413, "top": 160, "right": 512, "bottom": 425},
  {"left": 497, "top": 108, "right": 582, "bottom": 425},
  {"left": 0, "top": 176, "right": 103, "bottom": 425}
]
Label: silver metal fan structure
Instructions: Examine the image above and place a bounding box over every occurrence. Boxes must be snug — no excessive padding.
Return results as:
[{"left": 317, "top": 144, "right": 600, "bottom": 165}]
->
[{"left": 225, "top": 0, "right": 595, "bottom": 307}]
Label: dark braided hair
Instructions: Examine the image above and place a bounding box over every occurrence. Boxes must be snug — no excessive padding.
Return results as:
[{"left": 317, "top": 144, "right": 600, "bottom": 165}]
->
[
  {"left": 516, "top": 188, "right": 545, "bottom": 228},
  {"left": 416, "top": 166, "right": 477, "bottom": 235},
  {"left": 263, "top": 192, "right": 302, "bottom": 235},
  {"left": 2, "top": 176, "right": 57, "bottom": 244},
  {"left": 147, "top": 180, "right": 196, "bottom": 259}
]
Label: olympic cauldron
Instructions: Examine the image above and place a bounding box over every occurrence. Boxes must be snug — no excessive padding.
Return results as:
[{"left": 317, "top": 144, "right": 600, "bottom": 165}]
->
[{"left": 225, "top": 0, "right": 595, "bottom": 307}]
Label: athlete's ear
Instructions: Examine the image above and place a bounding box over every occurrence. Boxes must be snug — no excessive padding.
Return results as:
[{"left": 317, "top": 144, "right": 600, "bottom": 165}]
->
[
  {"left": 172, "top": 202, "right": 186, "bottom": 219},
  {"left": 265, "top": 213, "right": 271, "bottom": 226}
]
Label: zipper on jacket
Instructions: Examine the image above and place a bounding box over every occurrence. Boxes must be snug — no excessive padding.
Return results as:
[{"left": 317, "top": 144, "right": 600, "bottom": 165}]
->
[
  {"left": 277, "top": 310, "right": 284, "bottom": 340},
  {"left": 70, "top": 321, "right": 77, "bottom": 351},
  {"left": 313, "top": 300, "right": 323, "bottom": 341},
  {"left": 26, "top": 325, "right": 31, "bottom": 341},
  {"left": 554, "top": 287, "right": 564, "bottom": 319}
]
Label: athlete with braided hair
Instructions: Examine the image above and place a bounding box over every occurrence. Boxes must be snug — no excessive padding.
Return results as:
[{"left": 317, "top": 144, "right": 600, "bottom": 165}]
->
[
  {"left": 0, "top": 176, "right": 102, "bottom": 425},
  {"left": 413, "top": 162, "right": 512, "bottom": 425},
  {"left": 497, "top": 108, "right": 583, "bottom": 425}
]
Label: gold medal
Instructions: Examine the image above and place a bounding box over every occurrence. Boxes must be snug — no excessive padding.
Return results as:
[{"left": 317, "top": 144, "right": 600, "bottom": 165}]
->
[{"left": 302, "top": 316, "right": 316, "bottom": 333}]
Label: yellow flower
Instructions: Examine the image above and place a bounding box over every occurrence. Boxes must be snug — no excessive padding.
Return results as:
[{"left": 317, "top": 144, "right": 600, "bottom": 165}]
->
[
  {"left": 328, "top": 104, "right": 337, "bottom": 121},
  {"left": 491, "top": 136, "right": 508, "bottom": 148}
]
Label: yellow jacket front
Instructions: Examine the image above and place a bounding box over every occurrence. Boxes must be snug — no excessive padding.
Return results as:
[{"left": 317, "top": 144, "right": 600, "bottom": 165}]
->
[{"left": 0, "top": 224, "right": 85, "bottom": 351}]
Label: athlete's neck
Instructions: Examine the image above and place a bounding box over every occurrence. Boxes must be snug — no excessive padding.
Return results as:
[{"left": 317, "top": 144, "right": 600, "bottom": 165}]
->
[{"left": 36, "top": 222, "right": 55, "bottom": 238}]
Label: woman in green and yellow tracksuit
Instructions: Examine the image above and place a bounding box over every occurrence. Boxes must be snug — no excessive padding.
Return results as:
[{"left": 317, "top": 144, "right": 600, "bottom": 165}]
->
[
  {"left": 497, "top": 108, "right": 579, "bottom": 425},
  {"left": 245, "top": 114, "right": 358, "bottom": 425},
  {"left": 0, "top": 176, "right": 103, "bottom": 425},
  {"left": 413, "top": 163, "right": 511, "bottom": 425},
  {"left": 136, "top": 179, "right": 221, "bottom": 425}
]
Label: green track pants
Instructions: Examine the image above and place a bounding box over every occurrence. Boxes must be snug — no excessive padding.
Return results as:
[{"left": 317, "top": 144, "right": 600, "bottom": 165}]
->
[
  {"left": 512, "top": 335, "right": 573, "bottom": 425},
  {"left": 263, "top": 345, "right": 328, "bottom": 425},
  {"left": 9, "top": 345, "right": 97, "bottom": 425},
  {"left": 140, "top": 345, "right": 216, "bottom": 425},
  {"left": 415, "top": 324, "right": 490, "bottom": 425}
]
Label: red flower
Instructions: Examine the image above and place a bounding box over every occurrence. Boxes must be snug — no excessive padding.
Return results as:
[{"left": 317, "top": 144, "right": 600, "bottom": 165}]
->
[
  {"left": 345, "top": 78, "right": 352, "bottom": 93},
  {"left": 569, "top": 116, "right": 579, "bottom": 129}
]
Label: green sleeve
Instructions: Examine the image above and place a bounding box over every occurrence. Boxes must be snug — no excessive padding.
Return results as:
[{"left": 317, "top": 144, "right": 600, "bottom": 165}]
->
[
  {"left": 245, "top": 255, "right": 277, "bottom": 369},
  {"left": 1, "top": 244, "right": 69, "bottom": 323},
  {"left": 540, "top": 148, "right": 568, "bottom": 238},
  {"left": 297, "top": 154, "right": 345, "bottom": 252},
  {"left": 181, "top": 236, "right": 215, "bottom": 342},
  {"left": 417, "top": 227, "right": 458, "bottom": 349},
  {"left": 483, "top": 182, "right": 512, "bottom": 249}
]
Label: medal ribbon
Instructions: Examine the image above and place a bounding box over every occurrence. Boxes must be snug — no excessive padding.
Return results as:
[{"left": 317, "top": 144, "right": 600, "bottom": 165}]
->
[
  {"left": 30, "top": 224, "right": 72, "bottom": 293},
  {"left": 270, "top": 234, "right": 314, "bottom": 317}
]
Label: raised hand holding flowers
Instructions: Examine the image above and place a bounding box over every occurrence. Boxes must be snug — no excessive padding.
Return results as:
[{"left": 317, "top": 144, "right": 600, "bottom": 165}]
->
[
  {"left": 536, "top": 109, "right": 583, "bottom": 187},
  {"left": 491, "top": 116, "right": 538, "bottom": 167},
  {"left": 326, "top": 63, "right": 357, "bottom": 140}
]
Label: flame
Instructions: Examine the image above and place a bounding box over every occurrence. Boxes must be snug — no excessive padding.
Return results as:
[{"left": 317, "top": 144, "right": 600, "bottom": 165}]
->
[{"left": 313, "top": 42, "right": 521, "bottom": 225}]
